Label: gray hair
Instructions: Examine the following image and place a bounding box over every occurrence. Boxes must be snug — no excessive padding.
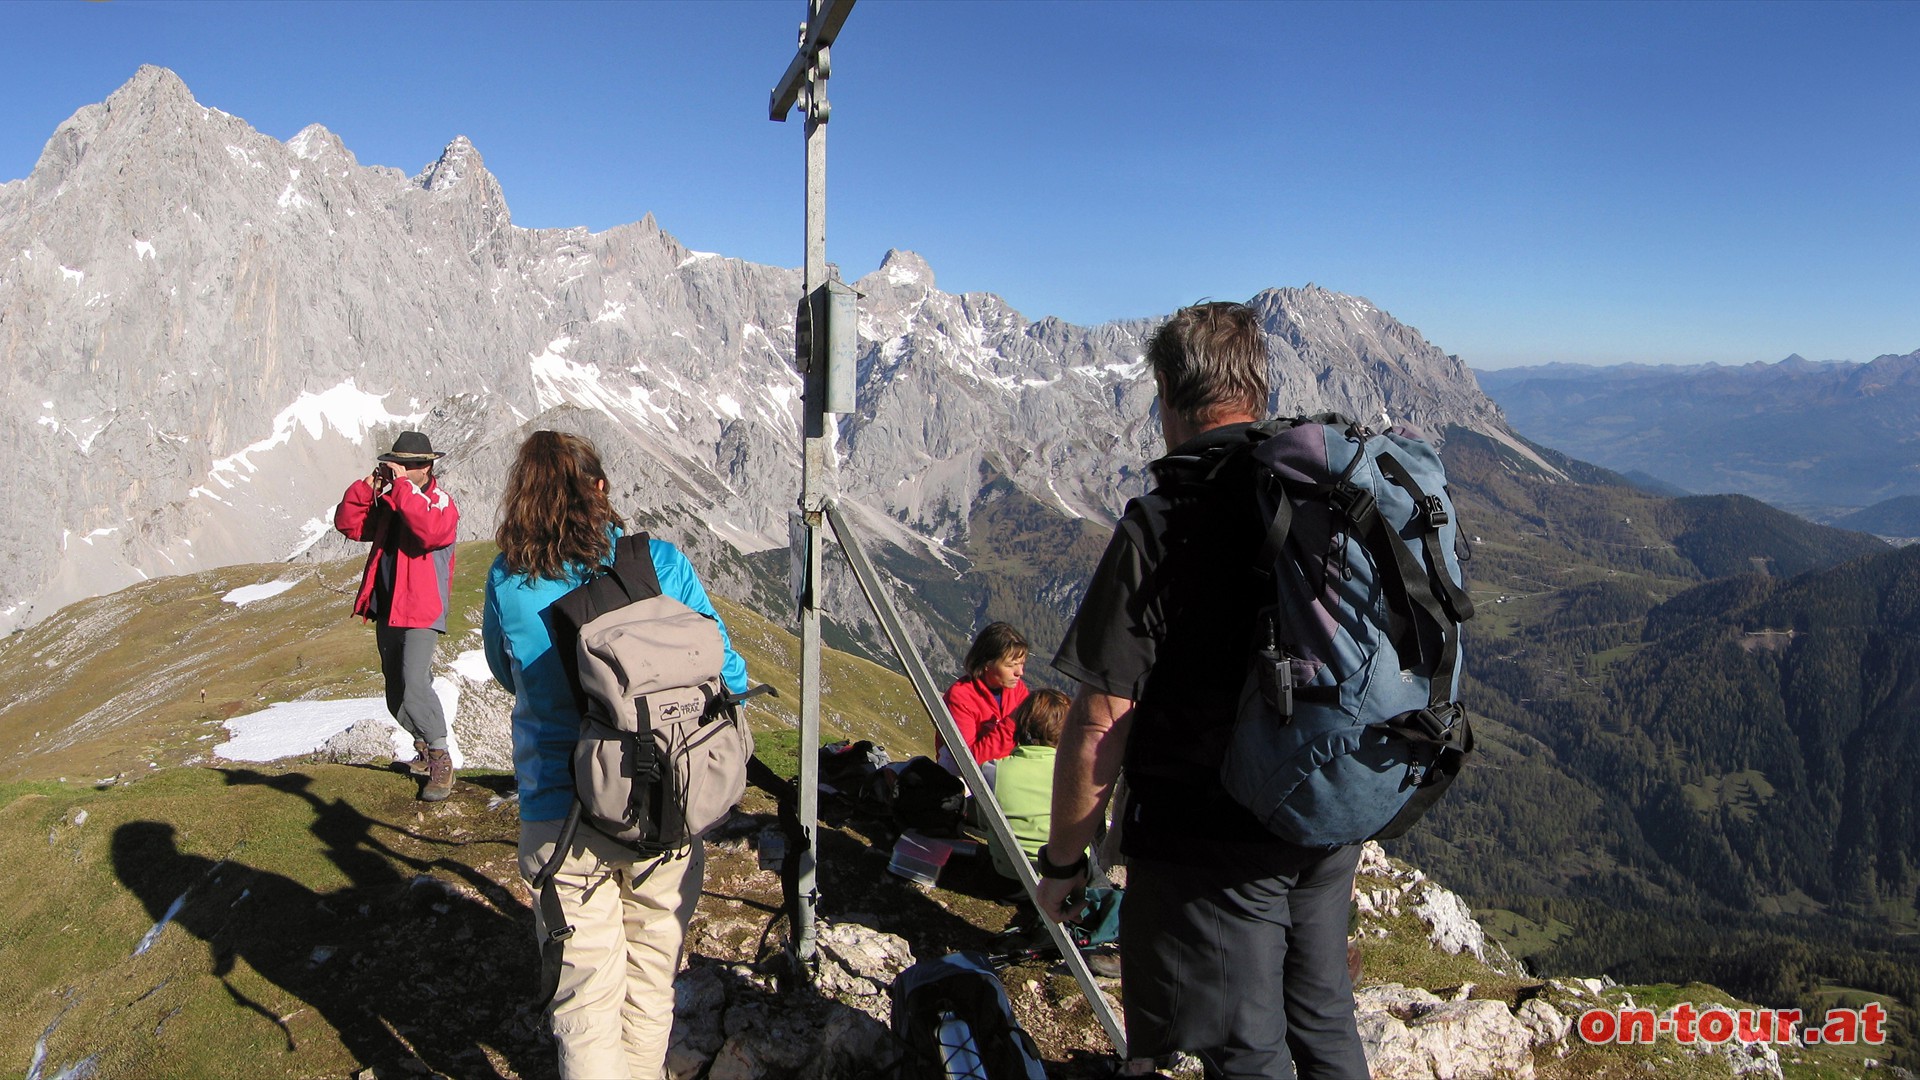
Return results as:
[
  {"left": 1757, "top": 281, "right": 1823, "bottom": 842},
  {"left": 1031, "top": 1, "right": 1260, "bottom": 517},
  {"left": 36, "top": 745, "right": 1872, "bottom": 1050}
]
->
[{"left": 1145, "top": 301, "right": 1270, "bottom": 426}]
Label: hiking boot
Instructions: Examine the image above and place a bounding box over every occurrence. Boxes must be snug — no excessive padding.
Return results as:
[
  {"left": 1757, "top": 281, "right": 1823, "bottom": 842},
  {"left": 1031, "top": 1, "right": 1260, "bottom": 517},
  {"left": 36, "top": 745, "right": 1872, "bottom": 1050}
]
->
[
  {"left": 420, "top": 749, "right": 454, "bottom": 802},
  {"left": 404, "top": 739, "right": 430, "bottom": 776},
  {"left": 1082, "top": 944, "right": 1123, "bottom": 979}
]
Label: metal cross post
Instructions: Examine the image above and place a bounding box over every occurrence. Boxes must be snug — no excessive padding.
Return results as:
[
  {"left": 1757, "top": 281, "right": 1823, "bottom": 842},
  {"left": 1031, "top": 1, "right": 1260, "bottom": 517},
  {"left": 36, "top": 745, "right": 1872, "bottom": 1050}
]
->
[
  {"left": 768, "top": 2, "right": 1128, "bottom": 1057},
  {"left": 769, "top": 0, "right": 855, "bottom": 976}
]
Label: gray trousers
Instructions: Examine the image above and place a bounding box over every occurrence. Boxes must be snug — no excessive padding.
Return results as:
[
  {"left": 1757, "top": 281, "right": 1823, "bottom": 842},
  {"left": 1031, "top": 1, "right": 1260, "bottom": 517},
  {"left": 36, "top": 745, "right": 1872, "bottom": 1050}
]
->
[
  {"left": 1122, "top": 843, "right": 1369, "bottom": 1080},
  {"left": 375, "top": 623, "right": 448, "bottom": 749}
]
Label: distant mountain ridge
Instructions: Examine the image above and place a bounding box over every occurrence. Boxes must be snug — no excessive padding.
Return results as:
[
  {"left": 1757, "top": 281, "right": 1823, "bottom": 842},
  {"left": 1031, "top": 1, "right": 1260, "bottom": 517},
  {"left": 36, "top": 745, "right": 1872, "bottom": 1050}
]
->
[
  {"left": 1475, "top": 352, "right": 1920, "bottom": 518},
  {"left": 0, "top": 65, "right": 1520, "bottom": 637}
]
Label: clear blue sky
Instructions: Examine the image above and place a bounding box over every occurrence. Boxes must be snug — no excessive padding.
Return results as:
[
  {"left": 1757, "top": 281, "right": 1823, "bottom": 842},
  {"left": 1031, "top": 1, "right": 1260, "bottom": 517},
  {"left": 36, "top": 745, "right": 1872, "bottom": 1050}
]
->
[{"left": 4, "top": 0, "right": 1915, "bottom": 368}]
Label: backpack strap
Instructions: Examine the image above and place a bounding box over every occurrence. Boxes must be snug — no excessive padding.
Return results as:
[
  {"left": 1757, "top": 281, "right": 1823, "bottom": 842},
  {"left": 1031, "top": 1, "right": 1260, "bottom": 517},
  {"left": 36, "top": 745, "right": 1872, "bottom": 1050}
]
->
[
  {"left": 600, "top": 531, "right": 663, "bottom": 602},
  {"left": 1371, "top": 455, "right": 1475, "bottom": 625},
  {"left": 531, "top": 802, "right": 584, "bottom": 1010}
]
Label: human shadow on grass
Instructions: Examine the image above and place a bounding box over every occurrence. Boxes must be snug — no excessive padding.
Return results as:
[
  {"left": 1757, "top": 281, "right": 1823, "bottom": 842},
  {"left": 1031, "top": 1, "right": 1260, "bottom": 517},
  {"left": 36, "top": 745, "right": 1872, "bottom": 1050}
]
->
[{"left": 112, "top": 775, "right": 554, "bottom": 1079}]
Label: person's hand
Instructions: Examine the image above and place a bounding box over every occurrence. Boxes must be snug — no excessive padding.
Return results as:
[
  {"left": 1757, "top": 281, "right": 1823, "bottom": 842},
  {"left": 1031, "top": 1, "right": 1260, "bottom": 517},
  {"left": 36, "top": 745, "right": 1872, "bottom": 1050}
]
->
[
  {"left": 391, "top": 463, "right": 428, "bottom": 491},
  {"left": 367, "top": 464, "right": 391, "bottom": 491},
  {"left": 1036, "top": 872, "right": 1089, "bottom": 924}
]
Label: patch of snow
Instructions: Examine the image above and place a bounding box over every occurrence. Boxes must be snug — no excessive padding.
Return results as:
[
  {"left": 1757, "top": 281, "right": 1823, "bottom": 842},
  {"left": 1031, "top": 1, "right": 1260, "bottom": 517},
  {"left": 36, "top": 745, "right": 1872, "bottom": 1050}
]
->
[
  {"left": 287, "top": 126, "right": 325, "bottom": 160},
  {"left": 132, "top": 239, "right": 155, "bottom": 261},
  {"left": 59, "top": 266, "right": 83, "bottom": 285},
  {"left": 884, "top": 260, "right": 924, "bottom": 287},
  {"left": 676, "top": 250, "right": 719, "bottom": 268},
  {"left": 287, "top": 516, "right": 332, "bottom": 558},
  {"left": 593, "top": 299, "right": 627, "bottom": 324},
  {"left": 276, "top": 168, "right": 309, "bottom": 211},
  {"left": 222, "top": 579, "right": 297, "bottom": 606},
  {"left": 133, "top": 891, "right": 189, "bottom": 957},
  {"left": 714, "top": 394, "right": 742, "bottom": 421},
  {"left": 80, "top": 528, "right": 117, "bottom": 545},
  {"left": 204, "top": 380, "right": 421, "bottom": 489},
  {"left": 215, "top": 678, "right": 463, "bottom": 766},
  {"left": 450, "top": 649, "right": 493, "bottom": 683}
]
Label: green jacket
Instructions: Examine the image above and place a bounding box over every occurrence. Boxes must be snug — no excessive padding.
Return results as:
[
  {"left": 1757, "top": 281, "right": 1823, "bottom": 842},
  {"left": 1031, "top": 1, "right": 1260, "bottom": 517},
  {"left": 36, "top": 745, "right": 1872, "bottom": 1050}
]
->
[{"left": 989, "top": 744, "right": 1056, "bottom": 879}]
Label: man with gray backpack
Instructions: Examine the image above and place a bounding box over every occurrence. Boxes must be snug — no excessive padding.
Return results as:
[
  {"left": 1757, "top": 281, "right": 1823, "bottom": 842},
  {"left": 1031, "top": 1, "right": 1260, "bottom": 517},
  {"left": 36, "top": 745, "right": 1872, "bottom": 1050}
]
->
[{"left": 1037, "top": 302, "right": 1472, "bottom": 1079}]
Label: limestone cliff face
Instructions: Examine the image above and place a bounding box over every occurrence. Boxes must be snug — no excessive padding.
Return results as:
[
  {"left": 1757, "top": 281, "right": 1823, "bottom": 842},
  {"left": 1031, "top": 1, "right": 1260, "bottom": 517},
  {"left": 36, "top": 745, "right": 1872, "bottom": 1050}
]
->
[{"left": 0, "top": 66, "right": 1517, "bottom": 633}]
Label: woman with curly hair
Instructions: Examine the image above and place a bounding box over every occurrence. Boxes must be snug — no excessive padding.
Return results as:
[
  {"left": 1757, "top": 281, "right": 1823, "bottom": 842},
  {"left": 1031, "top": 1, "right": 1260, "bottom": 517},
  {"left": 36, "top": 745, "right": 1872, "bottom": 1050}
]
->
[{"left": 482, "top": 430, "right": 747, "bottom": 1079}]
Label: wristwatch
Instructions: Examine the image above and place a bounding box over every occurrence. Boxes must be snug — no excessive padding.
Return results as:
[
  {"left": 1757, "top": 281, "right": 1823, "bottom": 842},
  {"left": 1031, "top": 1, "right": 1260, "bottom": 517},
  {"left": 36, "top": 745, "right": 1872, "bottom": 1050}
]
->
[{"left": 1036, "top": 843, "right": 1089, "bottom": 880}]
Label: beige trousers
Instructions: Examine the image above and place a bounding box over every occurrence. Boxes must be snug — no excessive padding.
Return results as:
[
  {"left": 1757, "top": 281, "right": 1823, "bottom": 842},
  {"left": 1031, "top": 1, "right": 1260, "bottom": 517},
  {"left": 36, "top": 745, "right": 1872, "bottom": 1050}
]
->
[{"left": 518, "top": 818, "right": 705, "bottom": 1080}]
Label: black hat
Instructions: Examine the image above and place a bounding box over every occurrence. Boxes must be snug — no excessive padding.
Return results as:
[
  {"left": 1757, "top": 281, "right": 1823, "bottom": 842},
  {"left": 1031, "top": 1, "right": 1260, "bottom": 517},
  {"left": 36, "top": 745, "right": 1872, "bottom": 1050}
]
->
[{"left": 378, "top": 431, "right": 444, "bottom": 463}]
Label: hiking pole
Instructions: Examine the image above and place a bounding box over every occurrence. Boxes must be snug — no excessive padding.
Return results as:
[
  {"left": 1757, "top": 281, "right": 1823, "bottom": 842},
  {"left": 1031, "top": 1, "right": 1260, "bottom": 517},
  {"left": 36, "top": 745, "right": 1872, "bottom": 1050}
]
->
[{"left": 824, "top": 500, "right": 1129, "bottom": 1059}]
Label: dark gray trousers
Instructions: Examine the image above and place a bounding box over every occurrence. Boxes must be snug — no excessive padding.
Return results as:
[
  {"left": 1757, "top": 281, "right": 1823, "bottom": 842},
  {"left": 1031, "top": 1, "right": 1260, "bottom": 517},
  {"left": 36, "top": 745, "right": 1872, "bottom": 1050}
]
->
[
  {"left": 374, "top": 622, "right": 448, "bottom": 749},
  {"left": 1122, "top": 843, "right": 1369, "bottom": 1080}
]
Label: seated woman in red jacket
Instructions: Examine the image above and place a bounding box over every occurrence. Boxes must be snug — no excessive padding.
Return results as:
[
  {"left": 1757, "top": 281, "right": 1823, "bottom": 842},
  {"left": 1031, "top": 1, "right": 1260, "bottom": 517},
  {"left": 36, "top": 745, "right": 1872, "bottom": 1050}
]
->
[{"left": 938, "top": 622, "right": 1031, "bottom": 784}]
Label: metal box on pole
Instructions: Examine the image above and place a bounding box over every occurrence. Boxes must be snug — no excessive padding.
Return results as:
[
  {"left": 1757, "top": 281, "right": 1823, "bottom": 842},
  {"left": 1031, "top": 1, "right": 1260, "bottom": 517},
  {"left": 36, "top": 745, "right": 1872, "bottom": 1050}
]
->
[{"left": 823, "top": 280, "right": 859, "bottom": 415}]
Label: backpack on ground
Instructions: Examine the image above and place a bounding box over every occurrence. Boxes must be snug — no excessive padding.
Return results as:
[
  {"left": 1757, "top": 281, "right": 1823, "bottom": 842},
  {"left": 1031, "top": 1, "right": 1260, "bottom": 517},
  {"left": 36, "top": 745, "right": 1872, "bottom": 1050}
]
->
[
  {"left": 819, "top": 738, "right": 895, "bottom": 813},
  {"left": 891, "top": 756, "right": 966, "bottom": 836},
  {"left": 1216, "top": 414, "right": 1475, "bottom": 848},
  {"left": 890, "top": 951, "right": 1046, "bottom": 1080}
]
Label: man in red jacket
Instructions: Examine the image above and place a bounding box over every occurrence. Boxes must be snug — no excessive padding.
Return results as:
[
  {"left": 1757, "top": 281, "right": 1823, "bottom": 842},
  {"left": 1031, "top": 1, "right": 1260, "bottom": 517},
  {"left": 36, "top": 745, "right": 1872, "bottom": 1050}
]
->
[{"left": 334, "top": 431, "right": 461, "bottom": 801}]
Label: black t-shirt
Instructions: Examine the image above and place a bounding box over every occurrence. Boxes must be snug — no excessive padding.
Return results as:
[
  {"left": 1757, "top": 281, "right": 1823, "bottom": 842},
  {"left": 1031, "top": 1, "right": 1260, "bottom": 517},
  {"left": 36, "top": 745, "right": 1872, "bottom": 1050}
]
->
[{"left": 1054, "top": 423, "right": 1317, "bottom": 873}]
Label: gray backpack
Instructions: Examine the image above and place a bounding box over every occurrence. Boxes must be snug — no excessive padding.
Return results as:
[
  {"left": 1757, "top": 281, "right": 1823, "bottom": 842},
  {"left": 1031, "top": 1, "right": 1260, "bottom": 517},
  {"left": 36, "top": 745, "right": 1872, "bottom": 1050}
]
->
[{"left": 547, "top": 532, "right": 753, "bottom": 853}]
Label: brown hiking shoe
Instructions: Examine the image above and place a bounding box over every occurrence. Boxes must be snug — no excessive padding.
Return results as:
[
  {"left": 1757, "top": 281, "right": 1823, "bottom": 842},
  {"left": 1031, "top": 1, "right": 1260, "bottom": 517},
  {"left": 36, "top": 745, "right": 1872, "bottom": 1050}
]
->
[
  {"left": 421, "top": 749, "right": 454, "bottom": 802},
  {"left": 405, "top": 739, "right": 430, "bottom": 776}
]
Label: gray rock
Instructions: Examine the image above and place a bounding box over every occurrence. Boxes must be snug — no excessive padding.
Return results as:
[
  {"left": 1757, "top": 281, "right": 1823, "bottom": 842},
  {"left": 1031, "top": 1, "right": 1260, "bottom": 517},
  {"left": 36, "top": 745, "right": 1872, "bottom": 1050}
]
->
[
  {"left": 1514, "top": 998, "right": 1570, "bottom": 1047},
  {"left": 317, "top": 717, "right": 402, "bottom": 765},
  {"left": 666, "top": 921, "right": 911, "bottom": 1080},
  {"left": 1357, "top": 988, "right": 1537, "bottom": 1079}
]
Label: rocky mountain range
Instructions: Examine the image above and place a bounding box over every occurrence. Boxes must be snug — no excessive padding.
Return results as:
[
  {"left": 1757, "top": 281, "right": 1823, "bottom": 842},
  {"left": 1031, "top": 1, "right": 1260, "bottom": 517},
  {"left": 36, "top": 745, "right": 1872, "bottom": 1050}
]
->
[
  {"left": 1, "top": 65, "right": 1522, "bottom": 640},
  {"left": 1475, "top": 353, "right": 1920, "bottom": 522}
]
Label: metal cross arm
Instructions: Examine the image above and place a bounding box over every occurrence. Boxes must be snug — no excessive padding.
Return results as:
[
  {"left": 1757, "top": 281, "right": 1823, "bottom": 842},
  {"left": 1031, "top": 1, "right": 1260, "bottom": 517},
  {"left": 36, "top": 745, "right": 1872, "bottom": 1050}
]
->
[{"left": 770, "top": 0, "right": 857, "bottom": 121}]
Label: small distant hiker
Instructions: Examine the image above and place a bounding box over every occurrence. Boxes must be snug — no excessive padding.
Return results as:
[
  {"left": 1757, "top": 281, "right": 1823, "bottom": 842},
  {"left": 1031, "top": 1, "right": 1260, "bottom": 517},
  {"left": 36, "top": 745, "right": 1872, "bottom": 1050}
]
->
[
  {"left": 334, "top": 430, "right": 460, "bottom": 802},
  {"left": 483, "top": 430, "right": 749, "bottom": 1080},
  {"left": 938, "top": 621, "right": 1032, "bottom": 786},
  {"left": 1039, "top": 303, "right": 1372, "bottom": 1079}
]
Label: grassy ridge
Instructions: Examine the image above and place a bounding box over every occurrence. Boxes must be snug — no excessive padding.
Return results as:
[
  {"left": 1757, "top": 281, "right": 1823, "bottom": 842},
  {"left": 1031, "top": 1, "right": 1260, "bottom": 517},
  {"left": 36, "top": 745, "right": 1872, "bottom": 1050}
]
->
[{"left": 0, "top": 542, "right": 938, "bottom": 786}]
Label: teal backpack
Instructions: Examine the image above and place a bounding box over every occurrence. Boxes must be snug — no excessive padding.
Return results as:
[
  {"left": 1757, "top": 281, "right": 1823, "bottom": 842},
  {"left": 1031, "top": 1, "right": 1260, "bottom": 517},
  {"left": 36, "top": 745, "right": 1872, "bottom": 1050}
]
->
[{"left": 1222, "top": 414, "right": 1475, "bottom": 848}]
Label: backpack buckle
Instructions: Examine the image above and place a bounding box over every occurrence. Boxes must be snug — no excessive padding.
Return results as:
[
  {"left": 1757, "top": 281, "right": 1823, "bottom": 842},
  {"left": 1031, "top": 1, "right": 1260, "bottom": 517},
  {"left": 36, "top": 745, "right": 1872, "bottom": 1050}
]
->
[
  {"left": 1328, "top": 483, "right": 1375, "bottom": 526},
  {"left": 1419, "top": 494, "right": 1449, "bottom": 531},
  {"left": 1398, "top": 703, "right": 1463, "bottom": 747}
]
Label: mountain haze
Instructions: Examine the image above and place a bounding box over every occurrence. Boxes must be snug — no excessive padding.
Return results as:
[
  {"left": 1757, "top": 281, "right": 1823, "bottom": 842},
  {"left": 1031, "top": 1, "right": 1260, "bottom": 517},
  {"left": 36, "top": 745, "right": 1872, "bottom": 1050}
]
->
[
  {"left": 2, "top": 66, "right": 1519, "bottom": 643},
  {"left": 1475, "top": 354, "right": 1920, "bottom": 520}
]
